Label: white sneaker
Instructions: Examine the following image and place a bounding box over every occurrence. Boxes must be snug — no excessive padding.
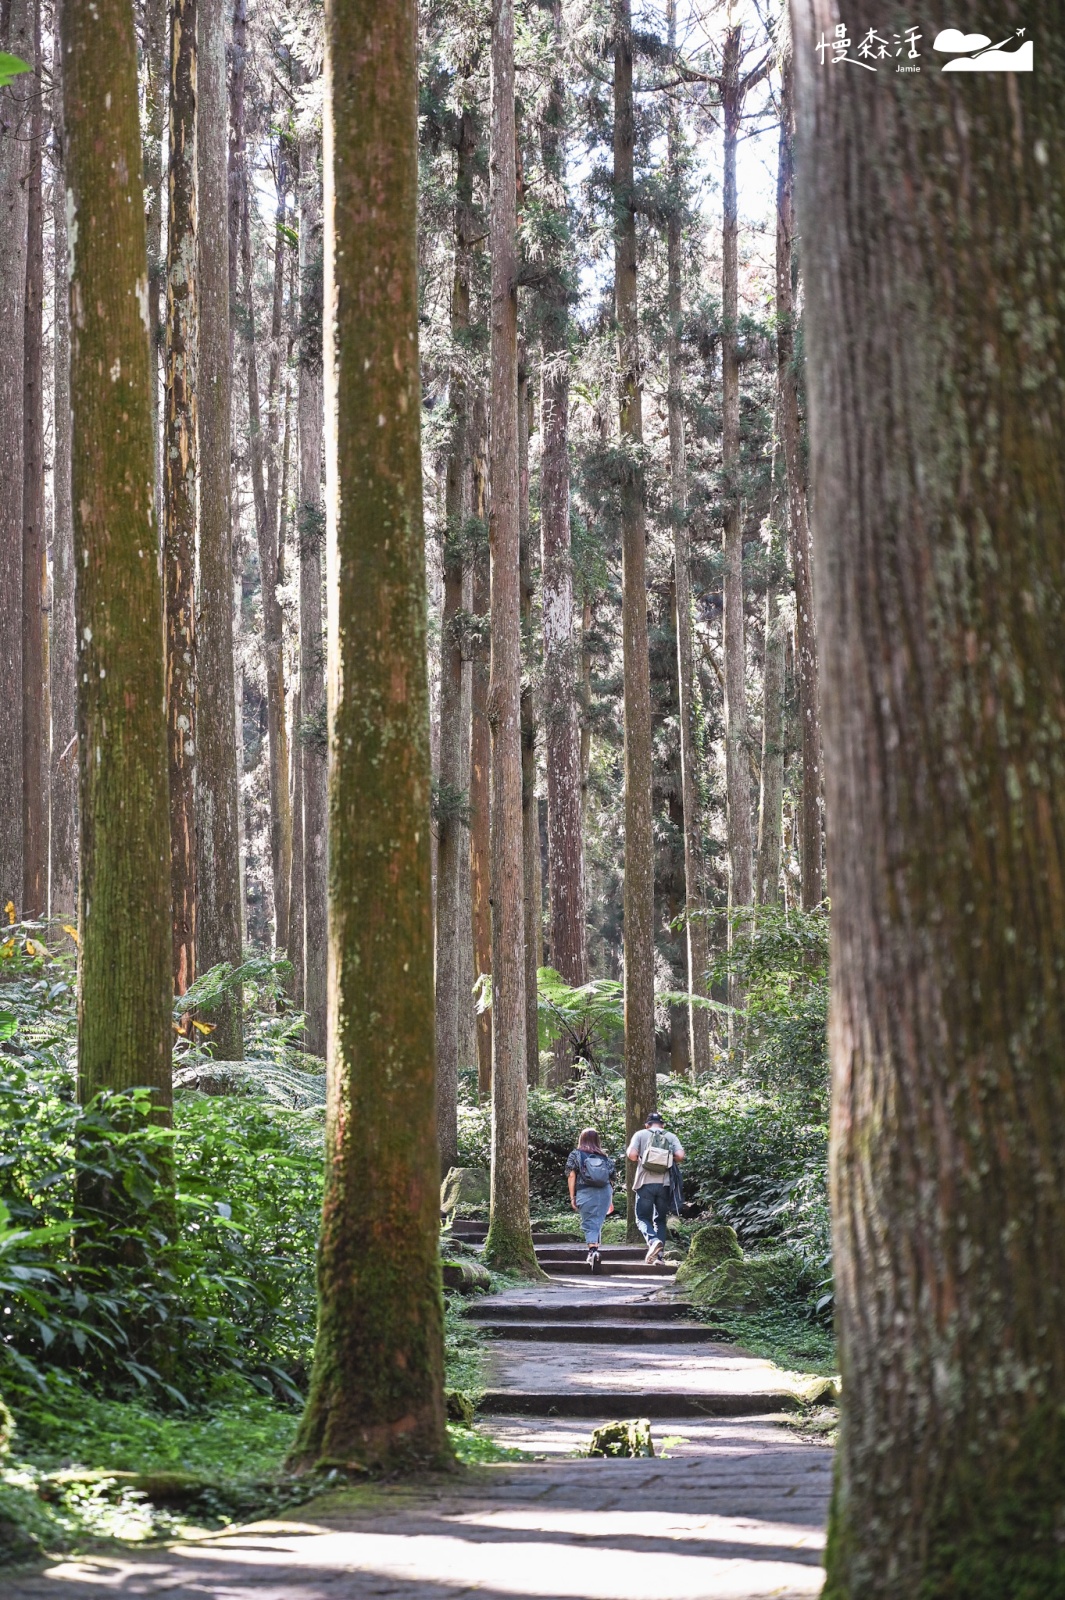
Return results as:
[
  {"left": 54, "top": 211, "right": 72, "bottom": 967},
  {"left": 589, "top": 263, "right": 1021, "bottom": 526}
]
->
[{"left": 644, "top": 1239, "right": 663, "bottom": 1264}]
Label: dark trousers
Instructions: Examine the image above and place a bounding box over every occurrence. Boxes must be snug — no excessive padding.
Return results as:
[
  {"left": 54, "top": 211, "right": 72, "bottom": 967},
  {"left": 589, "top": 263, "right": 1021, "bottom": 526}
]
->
[{"left": 635, "top": 1182, "right": 670, "bottom": 1246}]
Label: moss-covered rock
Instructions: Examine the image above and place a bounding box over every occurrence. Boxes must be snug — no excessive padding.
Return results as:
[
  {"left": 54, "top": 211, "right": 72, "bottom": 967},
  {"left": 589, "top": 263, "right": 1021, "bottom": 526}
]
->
[
  {"left": 687, "top": 1248, "right": 803, "bottom": 1311},
  {"left": 674, "top": 1223, "right": 742, "bottom": 1286},
  {"left": 588, "top": 1418, "right": 654, "bottom": 1458},
  {"left": 445, "top": 1390, "right": 476, "bottom": 1426},
  {"left": 440, "top": 1166, "right": 490, "bottom": 1217},
  {"left": 441, "top": 1258, "right": 491, "bottom": 1293}
]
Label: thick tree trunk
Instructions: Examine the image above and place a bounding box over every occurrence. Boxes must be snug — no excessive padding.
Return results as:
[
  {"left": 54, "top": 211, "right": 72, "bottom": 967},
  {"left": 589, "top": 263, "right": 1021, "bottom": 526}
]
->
[
  {"left": 143, "top": 0, "right": 166, "bottom": 530},
  {"left": 62, "top": 0, "right": 172, "bottom": 1106},
  {"left": 22, "top": 0, "right": 45, "bottom": 919},
  {"left": 756, "top": 570, "right": 784, "bottom": 905},
  {"left": 435, "top": 110, "right": 475, "bottom": 1168},
  {"left": 665, "top": 1, "right": 709, "bottom": 1075},
  {"left": 615, "top": 0, "right": 656, "bottom": 1234},
  {"left": 518, "top": 352, "right": 541, "bottom": 1088},
  {"left": 290, "top": 0, "right": 449, "bottom": 1474},
  {"left": 298, "top": 129, "right": 327, "bottom": 1057},
  {"left": 469, "top": 432, "right": 493, "bottom": 1098},
  {"left": 164, "top": 0, "right": 198, "bottom": 997},
  {"left": 196, "top": 0, "right": 243, "bottom": 1055},
  {"left": 0, "top": 0, "right": 32, "bottom": 909},
  {"left": 483, "top": 0, "right": 537, "bottom": 1275},
  {"left": 49, "top": 3, "right": 76, "bottom": 920},
  {"left": 777, "top": 27, "right": 820, "bottom": 909},
  {"left": 792, "top": 4, "right": 1065, "bottom": 1593},
  {"left": 721, "top": 22, "right": 752, "bottom": 953}
]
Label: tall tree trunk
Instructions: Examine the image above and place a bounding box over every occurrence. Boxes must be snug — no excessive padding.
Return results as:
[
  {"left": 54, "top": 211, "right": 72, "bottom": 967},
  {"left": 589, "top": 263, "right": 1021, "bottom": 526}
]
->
[
  {"left": 22, "top": 0, "right": 44, "bottom": 918},
  {"left": 196, "top": 0, "right": 243, "bottom": 1055},
  {"left": 288, "top": 684, "right": 304, "bottom": 1009},
  {"left": 50, "top": 2, "right": 76, "bottom": 920},
  {"left": 483, "top": 0, "right": 537, "bottom": 1275},
  {"left": 793, "top": 4, "right": 1065, "bottom": 1592},
  {"left": 777, "top": 23, "right": 820, "bottom": 909},
  {"left": 756, "top": 567, "right": 784, "bottom": 905},
  {"left": 469, "top": 414, "right": 492, "bottom": 1098},
  {"left": 143, "top": 0, "right": 166, "bottom": 531},
  {"left": 615, "top": 0, "right": 656, "bottom": 1234},
  {"left": 290, "top": 0, "right": 448, "bottom": 1473},
  {"left": 721, "top": 18, "right": 752, "bottom": 966},
  {"left": 436, "top": 109, "right": 475, "bottom": 1168},
  {"left": 0, "top": 0, "right": 32, "bottom": 910},
  {"left": 518, "top": 351, "right": 541, "bottom": 1087},
  {"left": 227, "top": 0, "right": 246, "bottom": 375},
  {"left": 665, "top": 0, "right": 708, "bottom": 1075},
  {"left": 298, "top": 128, "right": 327, "bottom": 1057},
  {"left": 164, "top": 0, "right": 198, "bottom": 998},
  {"left": 62, "top": 0, "right": 172, "bottom": 1107}
]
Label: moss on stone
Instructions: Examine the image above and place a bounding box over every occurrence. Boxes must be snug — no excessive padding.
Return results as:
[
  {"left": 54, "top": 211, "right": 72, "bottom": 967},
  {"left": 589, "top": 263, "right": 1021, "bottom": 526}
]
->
[
  {"left": 588, "top": 1418, "right": 654, "bottom": 1458},
  {"left": 440, "top": 1167, "right": 490, "bottom": 1217},
  {"left": 685, "top": 1248, "right": 802, "bottom": 1311},
  {"left": 441, "top": 1259, "right": 491, "bottom": 1293},
  {"left": 674, "top": 1223, "right": 743, "bottom": 1286}
]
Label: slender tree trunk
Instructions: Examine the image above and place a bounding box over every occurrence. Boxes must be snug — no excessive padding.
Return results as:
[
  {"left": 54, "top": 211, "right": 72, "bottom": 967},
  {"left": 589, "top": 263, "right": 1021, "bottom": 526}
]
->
[
  {"left": 665, "top": 0, "right": 708, "bottom": 1075},
  {"left": 518, "top": 351, "right": 541, "bottom": 1088},
  {"left": 483, "top": 0, "right": 537, "bottom": 1274},
  {"left": 290, "top": 0, "right": 449, "bottom": 1473},
  {"left": 435, "top": 109, "right": 475, "bottom": 1169},
  {"left": 288, "top": 684, "right": 304, "bottom": 1009},
  {"left": 164, "top": 0, "right": 198, "bottom": 997},
  {"left": 298, "top": 128, "right": 327, "bottom": 1057},
  {"left": 196, "top": 0, "right": 243, "bottom": 1055},
  {"left": 62, "top": 0, "right": 172, "bottom": 1106},
  {"left": 143, "top": 0, "right": 166, "bottom": 531},
  {"left": 22, "top": 0, "right": 45, "bottom": 918},
  {"left": 615, "top": 0, "right": 656, "bottom": 1234},
  {"left": 50, "top": 2, "right": 76, "bottom": 920},
  {"left": 469, "top": 418, "right": 493, "bottom": 1098},
  {"left": 667, "top": 762, "right": 689, "bottom": 1077},
  {"left": 227, "top": 0, "right": 246, "bottom": 376},
  {"left": 0, "top": 0, "right": 32, "bottom": 909},
  {"left": 793, "top": 4, "right": 1065, "bottom": 1591},
  {"left": 756, "top": 568, "right": 784, "bottom": 905},
  {"left": 721, "top": 21, "right": 752, "bottom": 958},
  {"left": 777, "top": 25, "right": 820, "bottom": 909},
  {"left": 266, "top": 159, "right": 293, "bottom": 949}
]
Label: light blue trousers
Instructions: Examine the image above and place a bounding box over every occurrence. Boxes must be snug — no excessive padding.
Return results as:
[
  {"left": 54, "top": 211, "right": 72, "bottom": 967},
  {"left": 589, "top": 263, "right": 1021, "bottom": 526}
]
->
[{"left": 575, "top": 1184, "right": 612, "bottom": 1245}]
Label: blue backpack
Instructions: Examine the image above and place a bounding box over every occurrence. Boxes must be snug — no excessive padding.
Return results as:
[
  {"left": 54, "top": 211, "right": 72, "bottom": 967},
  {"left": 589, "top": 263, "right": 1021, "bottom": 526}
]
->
[{"left": 577, "top": 1151, "right": 614, "bottom": 1189}]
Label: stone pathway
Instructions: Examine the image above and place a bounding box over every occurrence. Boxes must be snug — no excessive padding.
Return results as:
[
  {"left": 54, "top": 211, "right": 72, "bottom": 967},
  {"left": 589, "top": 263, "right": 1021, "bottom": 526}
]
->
[{"left": 7, "top": 1229, "right": 832, "bottom": 1599}]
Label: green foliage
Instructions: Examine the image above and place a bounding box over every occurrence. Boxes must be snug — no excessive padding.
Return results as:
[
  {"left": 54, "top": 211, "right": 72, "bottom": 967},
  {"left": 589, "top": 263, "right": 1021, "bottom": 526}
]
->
[
  {"left": 713, "top": 904, "right": 830, "bottom": 1103},
  {"left": 0, "top": 53, "right": 30, "bottom": 90}
]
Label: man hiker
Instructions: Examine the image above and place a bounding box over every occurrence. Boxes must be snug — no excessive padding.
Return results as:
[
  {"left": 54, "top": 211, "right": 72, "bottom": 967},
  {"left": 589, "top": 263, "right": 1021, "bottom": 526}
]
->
[{"left": 627, "top": 1111, "right": 685, "bottom": 1265}]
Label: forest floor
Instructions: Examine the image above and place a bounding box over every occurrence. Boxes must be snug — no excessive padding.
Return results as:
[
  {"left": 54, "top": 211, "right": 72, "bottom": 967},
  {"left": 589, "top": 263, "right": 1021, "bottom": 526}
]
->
[{"left": 5, "top": 1235, "right": 833, "bottom": 1598}]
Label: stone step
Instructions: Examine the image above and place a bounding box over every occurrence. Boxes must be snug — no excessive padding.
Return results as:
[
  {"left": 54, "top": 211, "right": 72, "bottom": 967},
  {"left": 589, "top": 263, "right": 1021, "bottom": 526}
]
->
[
  {"left": 447, "top": 1225, "right": 575, "bottom": 1246},
  {"left": 535, "top": 1249, "right": 648, "bottom": 1264},
  {"left": 473, "top": 1320, "right": 728, "bottom": 1344},
  {"left": 540, "top": 1259, "right": 677, "bottom": 1277},
  {"left": 464, "top": 1299, "right": 693, "bottom": 1322},
  {"left": 478, "top": 1389, "right": 801, "bottom": 1418}
]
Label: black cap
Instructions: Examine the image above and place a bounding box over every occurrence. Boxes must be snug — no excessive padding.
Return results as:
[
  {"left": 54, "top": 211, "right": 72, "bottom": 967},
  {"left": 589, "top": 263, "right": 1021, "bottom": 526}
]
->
[{"left": 646, "top": 1112, "right": 664, "bottom": 1126}]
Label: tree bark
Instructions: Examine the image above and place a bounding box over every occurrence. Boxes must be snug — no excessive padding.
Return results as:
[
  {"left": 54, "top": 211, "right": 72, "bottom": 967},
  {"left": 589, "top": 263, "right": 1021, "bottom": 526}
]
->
[
  {"left": 436, "top": 108, "right": 475, "bottom": 1168},
  {"left": 62, "top": 0, "right": 172, "bottom": 1108},
  {"left": 518, "top": 350, "right": 541, "bottom": 1087},
  {"left": 298, "top": 128, "right": 327, "bottom": 1057},
  {"left": 756, "top": 568, "right": 784, "bottom": 905},
  {"left": 227, "top": 0, "right": 246, "bottom": 375},
  {"left": 49, "top": 0, "right": 76, "bottom": 920},
  {"left": 288, "top": 684, "right": 304, "bottom": 1009},
  {"left": 0, "top": 0, "right": 32, "bottom": 910},
  {"left": 777, "top": 23, "right": 820, "bottom": 909},
  {"left": 22, "top": 0, "right": 45, "bottom": 918},
  {"left": 615, "top": 0, "right": 656, "bottom": 1233},
  {"left": 290, "top": 0, "right": 449, "bottom": 1474},
  {"left": 469, "top": 416, "right": 492, "bottom": 1098},
  {"left": 665, "top": 0, "right": 709, "bottom": 1075},
  {"left": 792, "top": 3, "right": 1065, "bottom": 1592},
  {"left": 265, "top": 156, "right": 293, "bottom": 950},
  {"left": 196, "top": 0, "right": 243, "bottom": 1056},
  {"left": 164, "top": 0, "right": 198, "bottom": 997},
  {"left": 721, "top": 18, "right": 752, "bottom": 954},
  {"left": 483, "top": 0, "right": 538, "bottom": 1274},
  {"left": 143, "top": 0, "right": 166, "bottom": 532}
]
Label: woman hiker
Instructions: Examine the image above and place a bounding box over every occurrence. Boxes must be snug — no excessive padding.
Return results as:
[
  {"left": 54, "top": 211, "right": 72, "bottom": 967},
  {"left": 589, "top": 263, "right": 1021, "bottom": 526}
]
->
[
  {"left": 565, "top": 1128, "right": 616, "bottom": 1273},
  {"left": 627, "top": 1110, "right": 685, "bottom": 1264}
]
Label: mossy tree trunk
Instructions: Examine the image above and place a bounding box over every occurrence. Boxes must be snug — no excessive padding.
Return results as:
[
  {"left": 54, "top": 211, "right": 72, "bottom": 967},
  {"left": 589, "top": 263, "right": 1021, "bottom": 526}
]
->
[
  {"left": 469, "top": 442, "right": 493, "bottom": 1098},
  {"left": 195, "top": 0, "right": 243, "bottom": 1057},
  {"left": 792, "top": 3, "right": 1065, "bottom": 1593},
  {"left": 518, "top": 350, "right": 542, "bottom": 1088},
  {"left": 776, "top": 23, "right": 820, "bottom": 909},
  {"left": 298, "top": 127, "right": 327, "bottom": 1058},
  {"left": 164, "top": 0, "right": 198, "bottom": 998},
  {"left": 289, "top": 0, "right": 449, "bottom": 1475},
  {"left": 49, "top": 0, "right": 76, "bottom": 920},
  {"left": 62, "top": 0, "right": 172, "bottom": 1109},
  {"left": 0, "top": 0, "right": 32, "bottom": 910},
  {"left": 22, "top": 0, "right": 45, "bottom": 919},
  {"left": 483, "top": 0, "right": 538, "bottom": 1275},
  {"left": 615, "top": 0, "right": 656, "bottom": 1237},
  {"left": 142, "top": 0, "right": 166, "bottom": 536}
]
